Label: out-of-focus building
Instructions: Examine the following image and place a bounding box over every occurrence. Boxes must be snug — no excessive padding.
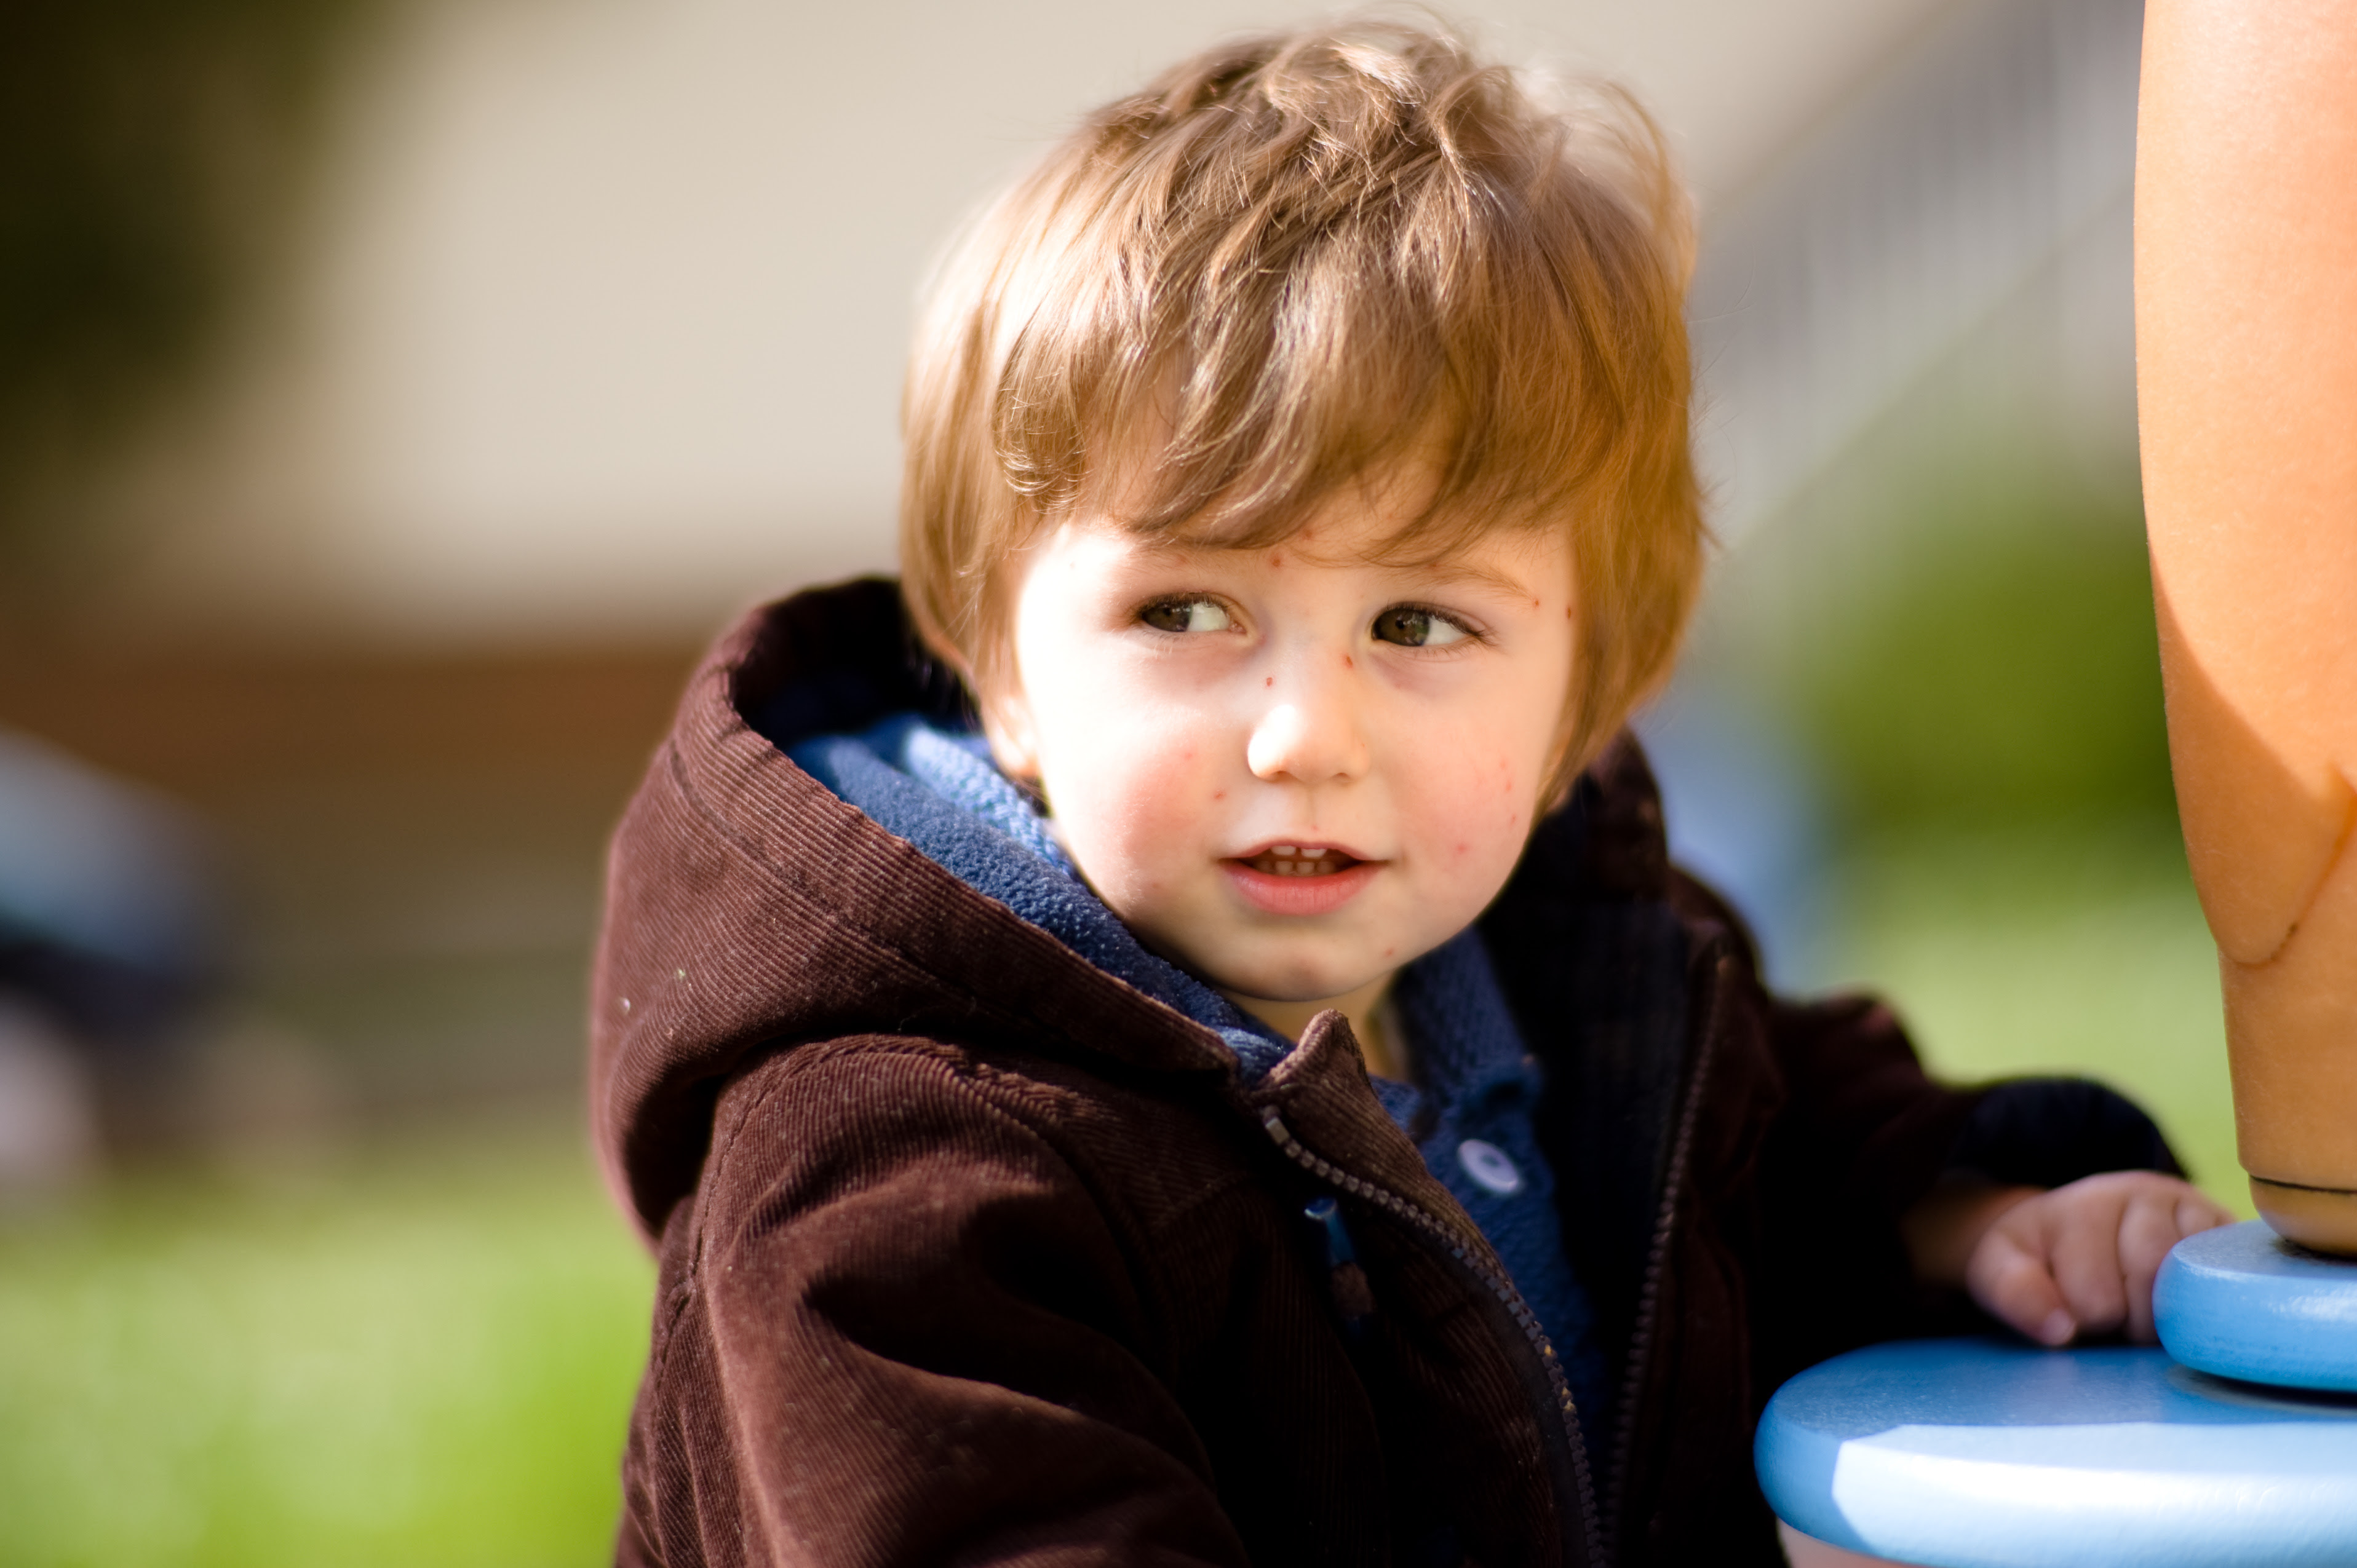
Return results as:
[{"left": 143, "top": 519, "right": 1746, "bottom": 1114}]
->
[
  {"left": 0, "top": 0, "right": 2152, "bottom": 1149},
  {"left": 86, "top": 0, "right": 1978, "bottom": 649},
  {"left": 1698, "top": 0, "right": 2142, "bottom": 552},
  {"left": 1651, "top": 0, "right": 2147, "bottom": 981}
]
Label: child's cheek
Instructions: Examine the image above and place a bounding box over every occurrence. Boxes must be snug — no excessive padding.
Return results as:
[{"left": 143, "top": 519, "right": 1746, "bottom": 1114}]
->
[
  {"left": 1418, "top": 746, "right": 1533, "bottom": 884},
  {"left": 1112, "top": 754, "right": 1204, "bottom": 846},
  {"left": 1068, "top": 733, "right": 1214, "bottom": 891}
]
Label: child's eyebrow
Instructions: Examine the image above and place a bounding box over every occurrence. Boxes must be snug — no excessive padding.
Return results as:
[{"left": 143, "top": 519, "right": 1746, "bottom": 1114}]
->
[{"left": 1391, "top": 558, "right": 1539, "bottom": 600}]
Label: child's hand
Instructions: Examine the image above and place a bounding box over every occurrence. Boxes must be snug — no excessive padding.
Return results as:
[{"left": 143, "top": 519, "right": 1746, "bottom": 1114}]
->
[{"left": 1962, "top": 1173, "right": 2233, "bottom": 1346}]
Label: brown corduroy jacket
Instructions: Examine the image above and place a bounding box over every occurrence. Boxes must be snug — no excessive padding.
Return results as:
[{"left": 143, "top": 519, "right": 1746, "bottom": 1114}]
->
[{"left": 589, "top": 582, "right": 2038, "bottom": 1568}]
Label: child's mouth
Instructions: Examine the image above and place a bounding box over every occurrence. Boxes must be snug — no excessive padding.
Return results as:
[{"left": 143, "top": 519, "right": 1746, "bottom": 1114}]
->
[
  {"left": 1242, "top": 845, "right": 1361, "bottom": 877},
  {"left": 1224, "top": 845, "right": 1380, "bottom": 916}
]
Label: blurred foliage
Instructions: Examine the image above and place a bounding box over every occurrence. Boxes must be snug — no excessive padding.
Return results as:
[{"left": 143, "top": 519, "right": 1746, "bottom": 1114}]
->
[
  {"left": 1821, "top": 830, "right": 2240, "bottom": 1209},
  {"left": 0, "top": 0, "right": 378, "bottom": 573},
  {"left": 1741, "top": 472, "right": 2233, "bottom": 1197},
  {"left": 0, "top": 1125, "right": 648, "bottom": 1567},
  {"left": 1787, "top": 483, "right": 2177, "bottom": 841}
]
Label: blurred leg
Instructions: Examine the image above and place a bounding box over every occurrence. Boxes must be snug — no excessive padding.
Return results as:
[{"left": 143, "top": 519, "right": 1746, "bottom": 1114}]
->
[{"left": 2137, "top": 0, "right": 2357, "bottom": 1249}]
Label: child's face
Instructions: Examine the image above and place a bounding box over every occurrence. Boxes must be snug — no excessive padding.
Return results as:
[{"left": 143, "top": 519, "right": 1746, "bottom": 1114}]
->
[{"left": 980, "top": 476, "right": 1578, "bottom": 1028}]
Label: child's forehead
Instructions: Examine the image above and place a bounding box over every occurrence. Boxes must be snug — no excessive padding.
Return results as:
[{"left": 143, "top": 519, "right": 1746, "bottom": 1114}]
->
[
  {"left": 1078, "top": 442, "right": 1545, "bottom": 552},
  {"left": 1057, "top": 511, "right": 1566, "bottom": 593}
]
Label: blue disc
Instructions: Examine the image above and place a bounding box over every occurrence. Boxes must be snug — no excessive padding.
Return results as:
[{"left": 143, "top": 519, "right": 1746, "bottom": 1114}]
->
[
  {"left": 1757, "top": 1337, "right": 2357, "bottom": 1568},
  {"left": 2155, "top": 1219, "right": 2357, "bottom": 1393}
]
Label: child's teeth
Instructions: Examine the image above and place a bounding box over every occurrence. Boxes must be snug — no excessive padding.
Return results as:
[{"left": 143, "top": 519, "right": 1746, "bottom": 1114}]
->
[{"left": 1249, "top": 845, "right": 1353, "bottom": 876}]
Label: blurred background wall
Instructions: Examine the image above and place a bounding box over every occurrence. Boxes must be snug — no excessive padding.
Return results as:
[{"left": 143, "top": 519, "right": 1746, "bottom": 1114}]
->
[
  {"left": 25, "top": 0, "right": 1971, "bottom": 643},
  {"left": 0, "top": 0, "right": 2224, "bottom": 1560}
]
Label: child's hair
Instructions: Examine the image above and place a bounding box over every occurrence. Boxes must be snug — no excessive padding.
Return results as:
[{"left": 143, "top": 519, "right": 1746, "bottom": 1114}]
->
[{"left": 899, "top": 18, "right": 1703, "bottom": 779}]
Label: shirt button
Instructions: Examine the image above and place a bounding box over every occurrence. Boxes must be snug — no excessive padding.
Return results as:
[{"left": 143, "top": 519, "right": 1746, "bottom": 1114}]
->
[{"left": 1457, "top": 1138, "right": 1524, "bottom": 1196}]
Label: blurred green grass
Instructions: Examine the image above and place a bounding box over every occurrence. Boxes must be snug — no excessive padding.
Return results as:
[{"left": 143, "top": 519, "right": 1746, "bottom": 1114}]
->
[
  {"left": 1781, "top": 483, "right": 2174, "bottom": 843},
  {"left": 0, "top": 1121, "right": 651, "bottom": 1568}
]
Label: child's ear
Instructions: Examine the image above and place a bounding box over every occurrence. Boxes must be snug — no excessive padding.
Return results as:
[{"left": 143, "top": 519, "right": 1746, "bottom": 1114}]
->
[{"left": 977, "top": 667, "right": 1043, "bottom": 784}]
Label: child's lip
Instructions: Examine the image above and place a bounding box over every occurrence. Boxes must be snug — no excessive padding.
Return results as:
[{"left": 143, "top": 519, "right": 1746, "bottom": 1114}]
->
[{"left": 1221, "top": 857, "right": 1381, "bottom": 917}]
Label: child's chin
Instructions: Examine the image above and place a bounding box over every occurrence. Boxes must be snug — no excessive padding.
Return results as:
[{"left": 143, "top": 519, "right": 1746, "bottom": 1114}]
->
[{"left": 1202, "top": 952, "right": 1389, "bottom": 1012}]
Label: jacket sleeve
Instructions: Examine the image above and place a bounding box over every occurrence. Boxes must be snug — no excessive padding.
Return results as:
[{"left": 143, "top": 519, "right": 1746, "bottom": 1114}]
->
[
  {"left": 1680, "top": 871, "right": 2182, "bottom": 1387},
  {"left": 1942, "top": 1076, "right": 2184, "bottom": 1189},
  {"left": 626, "top": 1038, "right": 1250, "bottom": 1568}
]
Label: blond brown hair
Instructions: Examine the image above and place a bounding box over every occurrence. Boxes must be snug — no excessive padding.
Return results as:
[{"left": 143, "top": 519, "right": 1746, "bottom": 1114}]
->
[{"left": 899, "top": 19, "right": 1703, "bottom": 777}]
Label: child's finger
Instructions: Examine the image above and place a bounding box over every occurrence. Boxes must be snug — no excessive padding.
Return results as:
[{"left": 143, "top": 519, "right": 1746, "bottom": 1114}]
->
[
  {"left": 2174, "top": 1191, "right": 2234, "bottom": 1237},
  {"left": 2047, "top": 1187, "right": 2132, "bottom": 1338},
  {"left": 1968, "top": 1223, "right": 2075, "bottom": 1345},
  {"left": 2116, "top": 1195, "right": 2185, "bottom": 1342}
]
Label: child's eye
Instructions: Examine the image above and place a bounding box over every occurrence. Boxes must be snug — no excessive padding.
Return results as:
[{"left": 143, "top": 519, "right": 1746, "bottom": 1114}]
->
[
  {"left": 1371, "top": 605, "right": 1473, "bottom": 647},
  {"left": 1139, "top": 596, "right": 1234, "bottom": 635}
]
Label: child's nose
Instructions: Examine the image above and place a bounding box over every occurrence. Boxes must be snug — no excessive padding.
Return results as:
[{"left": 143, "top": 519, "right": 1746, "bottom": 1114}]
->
[{"left": 1246, "top": 665, "right": 1371, "bottom": 785}]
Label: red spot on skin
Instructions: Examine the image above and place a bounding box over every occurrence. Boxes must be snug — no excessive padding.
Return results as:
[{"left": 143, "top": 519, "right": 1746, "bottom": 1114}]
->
[
  {"left": 1265, "top": 676, "right": 1274, "bottom": 687},
  {"left": 1212, "top": 791, "right": 1226, "bottom": 801},
  {"left": 1342, "top": 654, "right": 1354, "bottom": 670},
  {"left": 1270, "top": 553, "right": 1283, "bottom": 568}
]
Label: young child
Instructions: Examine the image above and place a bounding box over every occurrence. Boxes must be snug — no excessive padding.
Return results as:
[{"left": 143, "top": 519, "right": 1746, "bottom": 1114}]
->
[{"left": 590, "top": 23, "right": 2226, "bottom": 1567}]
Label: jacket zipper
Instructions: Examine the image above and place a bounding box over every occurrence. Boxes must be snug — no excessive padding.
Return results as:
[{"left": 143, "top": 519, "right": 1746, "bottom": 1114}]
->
[
  {"left": 1258, "top": 1105, "right": 1605, "bottom": 1568},
  {"left": 1598, "top": 938, "right": 1733, "bottom": 1561}
]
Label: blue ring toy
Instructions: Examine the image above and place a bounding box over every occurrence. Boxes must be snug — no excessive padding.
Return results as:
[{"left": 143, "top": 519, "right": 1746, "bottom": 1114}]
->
[{"left": 2155, "top": 1219, "right": 2357, "bottom": 1393}]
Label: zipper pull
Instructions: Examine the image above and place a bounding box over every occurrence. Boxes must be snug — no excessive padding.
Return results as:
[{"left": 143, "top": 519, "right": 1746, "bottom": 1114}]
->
[{"left": 1303, "top": 1195, "right": 1376, "bottom": 1337}]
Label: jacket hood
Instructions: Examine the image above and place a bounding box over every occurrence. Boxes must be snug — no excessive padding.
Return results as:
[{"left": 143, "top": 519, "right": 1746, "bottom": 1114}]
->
[{"left": 589, "top": 579, "right": 1681, "bottom": 1243}]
